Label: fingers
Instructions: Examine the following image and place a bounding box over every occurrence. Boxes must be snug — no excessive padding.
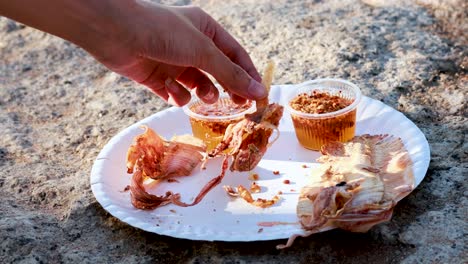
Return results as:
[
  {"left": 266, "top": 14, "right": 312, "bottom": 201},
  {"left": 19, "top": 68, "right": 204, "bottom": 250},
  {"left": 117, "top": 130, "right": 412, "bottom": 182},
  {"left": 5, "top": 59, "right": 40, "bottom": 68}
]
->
[
  {"left": 196, "top": 43, "right": 267, "bottom": 101},
  {"left": 120, "top": 4, "right": 266, "bottom": 105},
  {"left": 142, "top": 77, "right": 191, "bottom": 107},
  {"left": 165, "top": 78, "right": 191, "bottom": 106},
  {"left": 230, "top": 93, "right": 247, "bottom": 105},
  {"left": 175, "top": 7, "right": 266, "bottom": 101},
  {"left": 147, "top": 86, "right": 169, "bottom": 102},
  {"left": 136, "top": 60, "right": 220, "bottom": 106},
  {"left": 137, "top": 63, "right": 170, "bottom": 102},
  {"left": 136, "top": 60, "right": 191, "bottom": 106},
  {"left": 176, "top": 67, "right": 219, "bottom": 104},
  {"left": 205, "top": 17, "right": 262, "bottom": 83},
  {"left": 195, "top": 83, "right": 218, "bottom": 104}
]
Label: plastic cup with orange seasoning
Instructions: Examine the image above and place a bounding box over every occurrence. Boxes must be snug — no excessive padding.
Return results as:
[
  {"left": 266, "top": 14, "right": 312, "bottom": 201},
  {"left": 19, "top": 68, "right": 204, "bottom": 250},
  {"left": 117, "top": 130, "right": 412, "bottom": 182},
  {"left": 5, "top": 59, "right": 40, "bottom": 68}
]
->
[
  {"left": 285, "top": 79, "right": 362, "bottom": 151},
  {"left": 183, "top": 93, "right": 255, "bottom": 151}
]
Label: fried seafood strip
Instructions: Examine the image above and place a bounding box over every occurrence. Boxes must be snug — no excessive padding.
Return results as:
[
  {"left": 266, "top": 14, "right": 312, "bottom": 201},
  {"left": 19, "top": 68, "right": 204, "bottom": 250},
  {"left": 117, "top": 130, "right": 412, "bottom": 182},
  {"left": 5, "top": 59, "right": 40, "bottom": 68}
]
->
[
  {"left": 208, "top": 103, "right": 283, "bottom": 171},
  {"left": 130, "top": 165, "right": 175, "bottom": 210},
  {"left": 223, "top": 185, "right": 280, "bottom": 208},
  {"left": 208, "top": 61, "right": 283, "bottom": 172},
  {"left": 126, "top": 126, "right": 205, "bottom": 179},
  {"left": 126, "top": 126, "right": 229, "bottom": 210},
  {"left": 279, "top": 134, "right": 414, "bottom": 249}
]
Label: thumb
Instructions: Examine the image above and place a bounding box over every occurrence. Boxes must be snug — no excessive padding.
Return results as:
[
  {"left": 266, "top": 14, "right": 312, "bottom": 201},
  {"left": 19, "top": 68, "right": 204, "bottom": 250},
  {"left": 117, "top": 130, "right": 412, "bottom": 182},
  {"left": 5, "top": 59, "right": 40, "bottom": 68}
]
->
[{"left": 196, "top": 44, "right": 267, "bottom": 101}]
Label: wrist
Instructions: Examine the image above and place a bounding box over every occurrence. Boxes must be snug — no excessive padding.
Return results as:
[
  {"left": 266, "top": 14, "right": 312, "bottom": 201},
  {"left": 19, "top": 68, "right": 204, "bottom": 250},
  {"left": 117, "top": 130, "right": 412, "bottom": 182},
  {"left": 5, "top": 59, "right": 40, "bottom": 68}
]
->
[{"left": 65, "top": 0, "right": 140, "bottom": 59}]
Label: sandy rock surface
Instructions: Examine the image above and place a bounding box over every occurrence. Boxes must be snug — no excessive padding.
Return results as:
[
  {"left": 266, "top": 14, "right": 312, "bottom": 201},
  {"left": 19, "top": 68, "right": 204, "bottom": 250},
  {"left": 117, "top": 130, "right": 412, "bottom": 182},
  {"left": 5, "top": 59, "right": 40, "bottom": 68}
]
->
[{"left": 0, "top": 0, "right": 466, "bottom": 263}]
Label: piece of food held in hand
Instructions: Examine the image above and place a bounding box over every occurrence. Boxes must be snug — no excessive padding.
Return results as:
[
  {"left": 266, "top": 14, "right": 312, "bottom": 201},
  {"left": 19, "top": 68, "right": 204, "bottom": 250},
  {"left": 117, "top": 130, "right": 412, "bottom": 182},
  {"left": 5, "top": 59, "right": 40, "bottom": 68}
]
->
[
  {"left": 209, "top": 61, "right": 284, "bottom": 171},
  {"left": 286, "top": 79, "right": 361, "bottom": 151},
  {"left": 278, "top": 134, "right": 414, "bottom": 249}
]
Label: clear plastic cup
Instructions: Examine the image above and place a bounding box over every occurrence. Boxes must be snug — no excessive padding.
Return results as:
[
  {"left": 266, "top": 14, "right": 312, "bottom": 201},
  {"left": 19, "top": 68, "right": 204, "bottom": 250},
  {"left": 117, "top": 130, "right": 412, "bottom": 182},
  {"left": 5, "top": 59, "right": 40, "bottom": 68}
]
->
[
  {"left": 285, "top": 79, "right": 362, "bottom": 151},
  {"left": 183, "top": 93, "right": 255, "bottom": 151}
]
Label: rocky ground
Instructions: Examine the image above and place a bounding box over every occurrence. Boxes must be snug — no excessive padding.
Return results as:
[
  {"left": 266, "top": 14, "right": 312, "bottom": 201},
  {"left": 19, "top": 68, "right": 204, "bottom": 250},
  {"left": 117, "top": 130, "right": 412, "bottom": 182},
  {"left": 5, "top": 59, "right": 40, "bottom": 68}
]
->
[{"left": 0, "top": 0, "right": 466, "bottom": 263}]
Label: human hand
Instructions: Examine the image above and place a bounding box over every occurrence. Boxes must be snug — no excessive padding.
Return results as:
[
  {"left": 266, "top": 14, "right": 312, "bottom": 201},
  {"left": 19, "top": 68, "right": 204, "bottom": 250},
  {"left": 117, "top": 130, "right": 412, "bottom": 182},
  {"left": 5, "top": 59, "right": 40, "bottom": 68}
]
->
[
  {"left": 84, "top": 1, "right": 267, "bottom": 106},
  {"left": 0, "top": 0, "right": 266, "bottom": 106}
]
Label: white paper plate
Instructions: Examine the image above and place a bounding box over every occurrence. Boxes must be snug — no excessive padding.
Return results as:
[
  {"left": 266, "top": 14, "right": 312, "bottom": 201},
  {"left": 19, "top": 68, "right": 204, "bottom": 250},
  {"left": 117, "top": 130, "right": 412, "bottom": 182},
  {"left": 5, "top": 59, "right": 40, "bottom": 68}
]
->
[{"left": 91, "top": 84, "right": 430, "bottom": 241}]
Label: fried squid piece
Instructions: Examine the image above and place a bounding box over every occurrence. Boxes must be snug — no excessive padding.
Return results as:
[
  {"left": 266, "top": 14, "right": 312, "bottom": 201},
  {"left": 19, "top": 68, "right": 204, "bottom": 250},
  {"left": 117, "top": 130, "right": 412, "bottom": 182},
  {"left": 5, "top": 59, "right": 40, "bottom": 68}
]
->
[
  {"left": 208, "top": 62, "right": 284, "bottom": 171},
  {"left": 129, "top": 165, "right": 175, "bottom": 210},
  {"left": 208, "top": 103, "right": 283, "bottom": 171},
  {"left": 279, "top": 134, "right": 414, "bottom": 249},
  {"left": 126, "top": 126, "right": 205, "bottom": 179},
  {"left": 126, "top": 126, "right": 207, "bottom": 210},
  {"left": 223, "top": 184, "right": 281, "bottom": 208}
]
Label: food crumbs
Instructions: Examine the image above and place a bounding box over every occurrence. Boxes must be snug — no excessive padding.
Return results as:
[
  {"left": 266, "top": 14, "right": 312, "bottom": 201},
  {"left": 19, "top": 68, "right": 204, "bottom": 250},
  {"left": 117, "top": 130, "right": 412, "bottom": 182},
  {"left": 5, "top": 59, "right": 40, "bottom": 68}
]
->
[
  {"left": 250, "top": 182, "right": 261, "bottom": 193},
  {"left": 302, "top": 164, "right": 308, "bottom": 168},
  {"left": 122, "top": 185, "right": 130, "bottom": 192},
  {"left": 167, "top": 178, "right": 179, "bottom": 183},
  {"left": 289, "top": 91, "right": 353, "bottom": 114},
  {"left": 283, "top": 179, "right": 290, "bottom": 184},
  {"left": 258, "top": 228, "right": 264, "bottom": 233},
  {"left": 278, "top": 191, "right": 283, "bottom": 195},
  {"left": 169, "top": 209, "right": 176, "bottom": 213},
  {"left": 273, "top": 170, "right": 280, "bottom": 175},
  {"left": 290, "top": 189, "right": 296, "bottom": 192},
  {"left": 249, "top": 173, "right": 259, "bottom": 181}
]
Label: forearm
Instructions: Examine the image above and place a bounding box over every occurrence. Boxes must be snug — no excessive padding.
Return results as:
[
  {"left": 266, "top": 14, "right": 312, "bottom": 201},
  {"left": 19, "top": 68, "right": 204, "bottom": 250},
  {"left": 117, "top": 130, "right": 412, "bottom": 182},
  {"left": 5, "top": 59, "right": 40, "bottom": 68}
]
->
[{"left": 0, "top": 0, "right": 136, "bottom": 56}]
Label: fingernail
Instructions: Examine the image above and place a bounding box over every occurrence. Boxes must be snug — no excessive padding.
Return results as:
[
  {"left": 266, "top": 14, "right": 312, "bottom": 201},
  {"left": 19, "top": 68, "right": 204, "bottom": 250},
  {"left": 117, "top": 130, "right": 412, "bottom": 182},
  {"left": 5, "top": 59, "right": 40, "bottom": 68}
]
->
[
  {"left": 197, "top": 84, "right": 219, "bottom": 104},
  {"left": 247, "top": 79, "right": 267, "bottom": 99},
  {"left": 204, "top": 88, "right": 216, "bottom": 101},
  {"left": 199, "top": 85, "right": 215, "bottom": 100}
]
